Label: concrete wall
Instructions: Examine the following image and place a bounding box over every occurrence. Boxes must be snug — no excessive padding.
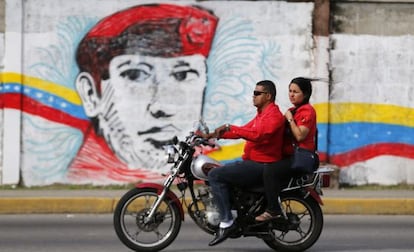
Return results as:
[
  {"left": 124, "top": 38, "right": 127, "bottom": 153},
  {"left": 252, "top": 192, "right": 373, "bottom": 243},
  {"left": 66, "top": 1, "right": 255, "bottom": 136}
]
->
[
  {"left": 0, "top": 0, "right": 413, "bottom": 186},
  {"left": 1, "top": 0, "right": 325, "bottom": 186},
  {"left": 330, "top": 0, "right": 414, "bottom": 185},
  {"left": 0, "top": 0, "right": 5, "bottom": 184}
]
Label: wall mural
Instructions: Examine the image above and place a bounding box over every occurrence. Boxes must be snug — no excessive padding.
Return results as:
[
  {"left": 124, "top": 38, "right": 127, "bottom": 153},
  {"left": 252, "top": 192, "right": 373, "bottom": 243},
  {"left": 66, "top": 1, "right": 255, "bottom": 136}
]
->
[
  {"left": 3, "top": 1, "right": 414, "bottom": 186},
  {"left": 329, "top": 34, "right": 414, "bottom": 184},
  {"left": 2, "top": 2, "right": 316, "bottom": 186}
]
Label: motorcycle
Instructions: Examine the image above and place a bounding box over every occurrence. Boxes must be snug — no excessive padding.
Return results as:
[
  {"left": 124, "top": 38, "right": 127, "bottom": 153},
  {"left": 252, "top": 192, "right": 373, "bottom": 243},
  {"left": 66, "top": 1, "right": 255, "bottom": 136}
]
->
[{"left": 113, "top": 119, "right": 333, "bottom": 252}]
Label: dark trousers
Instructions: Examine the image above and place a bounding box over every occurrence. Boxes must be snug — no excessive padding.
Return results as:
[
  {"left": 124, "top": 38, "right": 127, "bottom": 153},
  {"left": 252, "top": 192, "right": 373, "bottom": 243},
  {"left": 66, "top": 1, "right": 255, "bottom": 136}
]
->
[
  {"left": 263, "top": 157, "right": 296, "bottom": 213},
  {"left": 208, "top": 160, "right": 274, "bottom": 222}
]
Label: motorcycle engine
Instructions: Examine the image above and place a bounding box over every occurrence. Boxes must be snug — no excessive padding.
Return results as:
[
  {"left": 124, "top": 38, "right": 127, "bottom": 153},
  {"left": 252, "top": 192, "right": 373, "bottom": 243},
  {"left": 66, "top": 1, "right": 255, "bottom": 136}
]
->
[{"left": 198, "top": 186, "right": 220, "bottom": 226}]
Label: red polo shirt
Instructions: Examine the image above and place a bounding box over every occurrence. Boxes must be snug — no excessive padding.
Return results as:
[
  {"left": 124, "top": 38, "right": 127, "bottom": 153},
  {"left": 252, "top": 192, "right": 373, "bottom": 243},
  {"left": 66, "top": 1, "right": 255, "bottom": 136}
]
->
[
  {"left": 221, "top": 103, "right": 285, "bottom": 163},
  {"left": 282, "top": 103, "right": 317, "bottom": 156}
]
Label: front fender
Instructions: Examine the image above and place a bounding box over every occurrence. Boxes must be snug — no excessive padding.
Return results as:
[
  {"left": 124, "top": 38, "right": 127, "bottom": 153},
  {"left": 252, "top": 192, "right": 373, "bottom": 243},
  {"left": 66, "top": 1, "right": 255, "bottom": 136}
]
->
[{"left": 136, "top": 183, "right": 185, "bottom": 220}]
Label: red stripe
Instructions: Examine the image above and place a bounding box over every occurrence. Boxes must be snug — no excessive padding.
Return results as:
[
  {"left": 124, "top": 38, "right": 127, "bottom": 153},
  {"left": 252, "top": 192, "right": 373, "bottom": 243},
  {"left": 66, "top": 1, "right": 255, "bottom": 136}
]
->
[
  {"left": 318, "top": 152, "right": 328, "bottom": 163},
  {"left": 330, "top": 143, "right": 414, "bottom": 167},
  {"left": 2, "top": 93, "right": 90, "bottom": 132}
]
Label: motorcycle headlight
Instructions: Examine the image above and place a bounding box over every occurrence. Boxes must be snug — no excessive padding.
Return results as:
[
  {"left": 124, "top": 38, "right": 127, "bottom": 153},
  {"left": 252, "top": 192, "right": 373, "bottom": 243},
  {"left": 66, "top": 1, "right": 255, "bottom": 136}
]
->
[{"left": 164, "top": 145, "right": 178, "bottom": 163}]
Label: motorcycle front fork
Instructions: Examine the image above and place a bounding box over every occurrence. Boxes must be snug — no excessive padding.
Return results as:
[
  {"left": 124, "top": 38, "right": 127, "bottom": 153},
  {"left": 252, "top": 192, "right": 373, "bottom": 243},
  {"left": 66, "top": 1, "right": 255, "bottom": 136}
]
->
[{"left": 144, "top": 173, "right": 176, "bottom": 223}]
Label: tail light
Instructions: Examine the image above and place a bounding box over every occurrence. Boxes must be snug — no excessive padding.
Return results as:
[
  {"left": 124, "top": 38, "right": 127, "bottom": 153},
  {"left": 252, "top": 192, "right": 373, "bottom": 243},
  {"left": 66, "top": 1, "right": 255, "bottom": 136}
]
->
[{"left": 320, "top": 173, "right": 331, "bottom": 188}]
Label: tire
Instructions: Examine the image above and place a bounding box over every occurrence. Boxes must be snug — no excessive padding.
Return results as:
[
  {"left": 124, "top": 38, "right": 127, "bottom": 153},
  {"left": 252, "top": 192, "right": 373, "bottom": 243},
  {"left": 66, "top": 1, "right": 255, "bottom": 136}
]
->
[
  {"left": 113, "top": 187, "right": 181, "bottom": 252},
  {"left": 263, "top": 194, "right": 323, "bottom": 252}
]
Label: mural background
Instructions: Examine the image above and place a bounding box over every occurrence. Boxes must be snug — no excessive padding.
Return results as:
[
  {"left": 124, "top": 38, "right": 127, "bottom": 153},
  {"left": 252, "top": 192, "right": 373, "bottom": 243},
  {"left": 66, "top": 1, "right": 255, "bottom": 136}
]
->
[{"left": 1, "top": 0, "right": 414, "bottom": 186}]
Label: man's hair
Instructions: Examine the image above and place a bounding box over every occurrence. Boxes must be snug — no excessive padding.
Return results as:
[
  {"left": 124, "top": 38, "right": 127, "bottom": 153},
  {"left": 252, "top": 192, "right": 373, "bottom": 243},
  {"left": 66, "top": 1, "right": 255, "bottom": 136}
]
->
[
  {"left": 76, "top": 3, "right": 218, "bottom": 93},
  {"left": 256, "top": 80, "right": 277, "bottom": 102}
]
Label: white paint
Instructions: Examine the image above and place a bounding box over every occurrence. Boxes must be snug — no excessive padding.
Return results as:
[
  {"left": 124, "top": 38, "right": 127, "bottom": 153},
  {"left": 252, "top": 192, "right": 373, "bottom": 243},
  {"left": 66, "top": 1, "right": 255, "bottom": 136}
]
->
[
  {"left": 1, "top": 0, "right": 23, "bottom": 184},
  {"left": 331, "top": 34, "right": 414, "bottom": 107},
  {"left": 0, "top": 32, "right": 4, "bottom": 182},
  {"left": 2, "top": 110, "right": 21, "bottom": 184},
  {"left": 311, "top": 35, "right": 330, "bottom": 104},
  {"left": 340, "top": 156, "right": 414, "bottom": 185}
]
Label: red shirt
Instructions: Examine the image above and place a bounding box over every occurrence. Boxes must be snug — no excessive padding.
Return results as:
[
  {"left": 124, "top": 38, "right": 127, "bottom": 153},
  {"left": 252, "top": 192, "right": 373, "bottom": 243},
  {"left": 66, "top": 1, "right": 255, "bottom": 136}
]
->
[
  {"left": 221, "top": 103, "right": 285, "bottom": 163},
  {"left": 282, "top": 104, "right": 317, "bottom": 156}
]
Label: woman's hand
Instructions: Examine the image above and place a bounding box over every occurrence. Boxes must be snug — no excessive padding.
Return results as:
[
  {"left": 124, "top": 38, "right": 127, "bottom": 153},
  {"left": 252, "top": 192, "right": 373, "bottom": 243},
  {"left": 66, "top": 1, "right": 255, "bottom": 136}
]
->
[
  {"left": 285, "top": 110, "right": 294, "bottom": 122},
  {"left": 285, "top": 110, "right": 309, "bottom": 142}
]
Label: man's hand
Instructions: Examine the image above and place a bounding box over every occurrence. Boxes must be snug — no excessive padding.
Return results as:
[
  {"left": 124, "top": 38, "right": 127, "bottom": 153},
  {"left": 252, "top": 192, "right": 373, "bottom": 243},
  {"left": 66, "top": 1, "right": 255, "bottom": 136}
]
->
[
  {"left": 214, "top": 124, "right": 229, "bottom": 138},
  {"left": 195, "top": 124, "right": 229, "bottom": 139}
]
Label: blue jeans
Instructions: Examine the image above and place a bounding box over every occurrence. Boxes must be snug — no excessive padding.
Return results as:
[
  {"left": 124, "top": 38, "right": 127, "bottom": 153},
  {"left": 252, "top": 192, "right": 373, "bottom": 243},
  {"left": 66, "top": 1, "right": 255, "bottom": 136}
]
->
[{"left": 208, "top": 160, "right": 274, "bottom": 222}]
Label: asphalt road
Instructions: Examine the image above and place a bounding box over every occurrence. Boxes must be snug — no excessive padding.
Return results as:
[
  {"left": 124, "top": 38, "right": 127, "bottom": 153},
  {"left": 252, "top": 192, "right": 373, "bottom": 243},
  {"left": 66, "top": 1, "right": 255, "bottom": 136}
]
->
[{"left": 0, "top": 214, "right": 413, "bottom": 252}]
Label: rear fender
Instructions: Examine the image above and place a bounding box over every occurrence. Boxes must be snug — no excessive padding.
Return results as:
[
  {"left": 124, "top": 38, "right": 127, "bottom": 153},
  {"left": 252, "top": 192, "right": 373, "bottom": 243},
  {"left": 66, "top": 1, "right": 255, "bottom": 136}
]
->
[
  {"left": 306, "top": 188, "right": 324, "bottom": 205},
  {"left": 136, "top": 183, "right": 185, "bottom": 220}
]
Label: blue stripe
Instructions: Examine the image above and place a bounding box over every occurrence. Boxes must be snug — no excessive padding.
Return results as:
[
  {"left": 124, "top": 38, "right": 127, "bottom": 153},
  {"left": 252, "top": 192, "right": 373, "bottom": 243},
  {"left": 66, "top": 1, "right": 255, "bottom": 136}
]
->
[
  {"left": 2, "top": 83, "right": 87, "bottom": 120},
  {"left": 328, "top": 122, "right": 414, "bottom": 155}
]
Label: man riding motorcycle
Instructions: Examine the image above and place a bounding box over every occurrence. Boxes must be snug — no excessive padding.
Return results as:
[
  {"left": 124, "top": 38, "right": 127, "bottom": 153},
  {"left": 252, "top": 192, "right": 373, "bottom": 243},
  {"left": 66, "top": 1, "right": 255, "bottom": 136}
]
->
[{"left": 197, "top": 79, "right": 285, "bottom": 246}]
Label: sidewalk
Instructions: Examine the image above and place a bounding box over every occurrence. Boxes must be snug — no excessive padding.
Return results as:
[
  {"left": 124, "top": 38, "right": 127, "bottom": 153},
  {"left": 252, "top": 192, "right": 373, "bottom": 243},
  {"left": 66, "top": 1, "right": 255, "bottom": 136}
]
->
[{"left": 0, "top": 188, "right": 413, "bottom": 214}]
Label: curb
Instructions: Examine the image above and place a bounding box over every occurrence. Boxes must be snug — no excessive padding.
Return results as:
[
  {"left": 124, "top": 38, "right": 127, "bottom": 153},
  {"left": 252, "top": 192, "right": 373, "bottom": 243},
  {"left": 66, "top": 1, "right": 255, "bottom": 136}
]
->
[
  {"left": 0, "top": 197, "right": 117, "bottom": 214},
  {"left": 323, "top": 198, "right": 414, "bottom": 215},
  {"left": 0, "top": 197, "right": 413, "bottom": 215}
]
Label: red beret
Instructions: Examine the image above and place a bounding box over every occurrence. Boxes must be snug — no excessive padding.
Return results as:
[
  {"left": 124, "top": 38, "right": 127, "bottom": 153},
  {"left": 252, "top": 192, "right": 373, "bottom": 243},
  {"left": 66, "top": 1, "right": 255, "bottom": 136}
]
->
[
  {"left": 86, "top": 4, "right": 218, "bottom": 57},
  {"left": 76, "top": 4, "right": 218, "bottom": 85}
]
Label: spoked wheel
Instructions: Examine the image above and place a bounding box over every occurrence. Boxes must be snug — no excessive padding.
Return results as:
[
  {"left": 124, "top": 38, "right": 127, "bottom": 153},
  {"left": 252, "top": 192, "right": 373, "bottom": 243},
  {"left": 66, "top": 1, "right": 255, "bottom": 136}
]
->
[
  {"left": 263, "top": 195, "right": 323, "bottom": 252},
  {"left": 113, "top": 188, "right": 181, "bottom": 252}
]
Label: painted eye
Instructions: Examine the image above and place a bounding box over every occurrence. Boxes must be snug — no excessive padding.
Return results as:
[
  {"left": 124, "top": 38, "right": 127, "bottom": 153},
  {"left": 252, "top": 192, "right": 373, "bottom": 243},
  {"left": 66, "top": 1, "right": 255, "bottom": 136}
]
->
[
  {"left": 120, "top": 69, "right": 150, "bottom": 82},
  {"left": 170, "top": 69, "right": 199, "bottom": 82}
]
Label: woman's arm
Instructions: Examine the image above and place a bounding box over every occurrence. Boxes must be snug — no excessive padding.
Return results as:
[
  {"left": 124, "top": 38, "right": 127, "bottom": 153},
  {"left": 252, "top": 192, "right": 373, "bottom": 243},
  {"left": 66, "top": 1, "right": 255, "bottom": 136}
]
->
[{"left": 285, "top": 110, "right": 310, "bottom": 142}]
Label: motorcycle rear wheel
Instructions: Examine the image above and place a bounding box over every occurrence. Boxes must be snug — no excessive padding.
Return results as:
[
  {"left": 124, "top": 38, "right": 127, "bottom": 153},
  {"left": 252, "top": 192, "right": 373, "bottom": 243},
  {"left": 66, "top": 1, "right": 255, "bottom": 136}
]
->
[
  {"left": 113, "top": 187, "right": 181, "bottom": 252},
  {"left": 263, "top": 194, "right": 323, "bottom": 252}
]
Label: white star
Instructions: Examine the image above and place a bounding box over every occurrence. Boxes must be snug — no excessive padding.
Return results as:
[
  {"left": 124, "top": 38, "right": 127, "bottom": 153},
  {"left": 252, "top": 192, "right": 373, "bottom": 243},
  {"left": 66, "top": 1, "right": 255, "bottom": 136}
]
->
[{"left": 36, "top": 92, "right": 43, "bottom": 98}]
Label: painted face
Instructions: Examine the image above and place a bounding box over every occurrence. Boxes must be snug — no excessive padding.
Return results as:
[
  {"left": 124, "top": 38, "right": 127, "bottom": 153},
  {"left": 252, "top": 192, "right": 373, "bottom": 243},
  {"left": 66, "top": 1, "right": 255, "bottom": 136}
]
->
[
  {"left": 288, "top": 83, "right": 305, "bottom": 107},
  {"left": 97, "top": 54, "right": 207, "bottom": 169}
]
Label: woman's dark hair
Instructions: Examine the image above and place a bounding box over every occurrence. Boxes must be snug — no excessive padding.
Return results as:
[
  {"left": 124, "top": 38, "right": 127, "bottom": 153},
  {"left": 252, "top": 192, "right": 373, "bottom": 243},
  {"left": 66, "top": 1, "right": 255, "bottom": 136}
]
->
[
  {"left": 290, "top": 77, "right": 312, "bottom": 105},
  {"left": 256, "top": 80, "right": 277, "bottom": 102}
]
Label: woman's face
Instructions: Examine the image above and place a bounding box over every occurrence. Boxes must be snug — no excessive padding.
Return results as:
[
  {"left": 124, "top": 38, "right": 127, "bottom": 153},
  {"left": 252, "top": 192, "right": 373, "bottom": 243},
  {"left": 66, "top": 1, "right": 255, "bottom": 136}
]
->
[
  {"left": 96, "top": 54, "right": 207, "bottom": 170},
  {"left": 288, "top": 83, "right": 305, "bottom": 107}
]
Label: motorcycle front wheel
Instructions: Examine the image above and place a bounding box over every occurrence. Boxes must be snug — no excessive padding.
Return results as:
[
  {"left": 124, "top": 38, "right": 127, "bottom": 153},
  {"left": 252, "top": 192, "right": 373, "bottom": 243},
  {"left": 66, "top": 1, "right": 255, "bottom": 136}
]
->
[
  {"left": 113, "top": 187, "right": 181, "bottom": 252},
  {"left": 263, "top": 194, "right": 323, "bottom": 252}
]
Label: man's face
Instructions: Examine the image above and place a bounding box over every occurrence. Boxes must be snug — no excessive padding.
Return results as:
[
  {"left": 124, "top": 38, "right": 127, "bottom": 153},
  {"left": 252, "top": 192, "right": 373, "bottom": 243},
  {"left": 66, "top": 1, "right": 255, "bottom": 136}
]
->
[{"left": 97, "top": 54, "right": 207, "bottom": 169}]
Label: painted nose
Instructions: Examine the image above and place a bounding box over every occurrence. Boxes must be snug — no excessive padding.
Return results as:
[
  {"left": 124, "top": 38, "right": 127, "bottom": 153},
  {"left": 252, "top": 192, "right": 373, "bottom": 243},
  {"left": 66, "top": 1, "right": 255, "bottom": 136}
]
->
[{"left": 146, "top": 104, "right": 174, "bottom": 119}]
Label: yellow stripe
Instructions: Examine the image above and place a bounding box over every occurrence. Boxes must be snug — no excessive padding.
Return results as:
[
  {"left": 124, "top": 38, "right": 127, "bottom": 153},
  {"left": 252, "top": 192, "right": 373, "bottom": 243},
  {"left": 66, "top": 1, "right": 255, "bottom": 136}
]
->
[
  {"left": 1, "top": 72, "right": 82, "bottom": 105},
  {"left": 329, "top": 103, "right": 414, "bottom": 127},
  {"left": 207, "top": 142, "right": 245, "bottom": 161},
  {"left": 314, "top": 103, "right": 329, "bottom": 123},
  {"left": 314, "top": 102, "right": 414, "bottom": 127}
]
